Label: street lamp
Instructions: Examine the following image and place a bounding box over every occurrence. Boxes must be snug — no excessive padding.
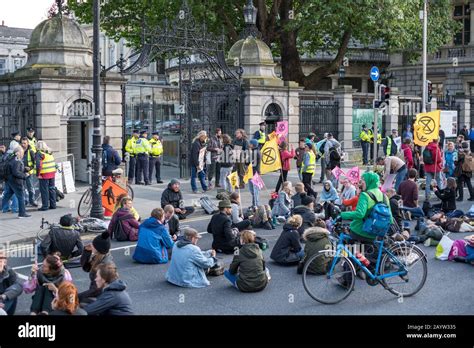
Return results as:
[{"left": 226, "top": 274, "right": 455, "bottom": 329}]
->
[
  {"left": 421, "top": 0, "right": 428, "bottom": 112},
  {"left": 90, "top": 0, "right": 104, "bottom": 219},
  {"left": 243, "top": 0, "right": 257, "bottom": 26},
  {"left": 338, "top": 66, "right": 346, "bottom": 79}
]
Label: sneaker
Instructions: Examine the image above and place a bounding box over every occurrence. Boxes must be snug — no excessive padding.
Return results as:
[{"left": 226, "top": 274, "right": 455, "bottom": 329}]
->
[
  {"left": 192, "top": 190, "right": 199, "bottom": 194},
  {"left": 456, "top": 198, "right": 463, "bottom": 202},
  {"left": 18, "top": 214, "right": 31, "bottom": 219},
  {"left": 157, "top": 180, "right": 164, "bottom": 184},
  {"left": 38, "top": 207, "right": 49, "bottom": 211},
  {"left": 356, "top": 269, "right": 366, "bottom": 280},
  {"left": 423, "top": 238, "right": 432, "bottom": 247},
  {"left": 277, "top": 216, "right": 286, "bottom": 223},
  {"left": 468, "top": 197, "right": 474, "bottom": 201}
]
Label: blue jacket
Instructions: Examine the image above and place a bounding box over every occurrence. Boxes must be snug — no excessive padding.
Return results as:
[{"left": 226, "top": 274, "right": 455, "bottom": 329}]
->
[
  {"left": 320, "top": 180, "right": 339, "bottom": 202},
  {"left": 133, "top": 217, "right": 174, "bottom": 264},
  {"left": 102, "top": 144, "right": 121, "bottom": 176},
  {"left": 272, "top": 191, "right": 292, "bottom": 217},
  {"left": 166, "top": 239, "right": 216, "bottom": 288},
  {"left": 444, "top": 150, "right": 457, "bottom": 177}
]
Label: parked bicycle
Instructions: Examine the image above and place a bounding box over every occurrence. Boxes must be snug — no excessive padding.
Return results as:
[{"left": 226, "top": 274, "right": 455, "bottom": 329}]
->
[
  {"left": 77, "top": 170, "right": 134, "bottom": 217},
  {"left": 302, "top": 218, "right": 427, "bottom": 304}
]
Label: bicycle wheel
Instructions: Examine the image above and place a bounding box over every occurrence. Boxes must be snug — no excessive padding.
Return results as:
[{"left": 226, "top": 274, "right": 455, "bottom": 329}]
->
[
  {"left": 36, "top": 228, "right": 50, "bottom": 242},
  {"left": 302, "top": 251, "right": 355, "bottom": 304},
  {"left": 77, "top": 189, "right": 93, "bottom": 217},
  {"left": 380, "top": 243, "right": 427, "bottom": 297},
  {"left": 78, "top": 217, "right": 107, "bottom": 234},
  {"left": 127, "top": 184, "right": 134, "bottom": 200}
]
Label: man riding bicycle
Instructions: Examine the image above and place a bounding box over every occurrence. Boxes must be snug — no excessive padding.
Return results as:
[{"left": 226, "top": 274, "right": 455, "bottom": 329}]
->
[{"left": 340, "top": 171, "right": 393, "bottom": 245}]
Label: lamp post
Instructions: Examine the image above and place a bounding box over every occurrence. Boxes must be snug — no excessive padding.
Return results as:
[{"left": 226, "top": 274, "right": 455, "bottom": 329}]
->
[
  {"left": 90, "top": 0, "right": 103, "bottom": 219},
  {"left": 421, "top": 0, "right": 428, "bottom": 112}
]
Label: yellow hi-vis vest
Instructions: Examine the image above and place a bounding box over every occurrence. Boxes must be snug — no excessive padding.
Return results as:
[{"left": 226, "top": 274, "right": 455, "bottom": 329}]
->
[
  {"left": 26, "top": 149, "right": 36, "bottom": 175},
  {"left": 301, "top": 151, "right": 316, "bottom": 174},
  {"left": 40, "top": 152, "right": 56, "bottom": 175},
  {"left": 257, "top": 130, "right": 266, "bottom": 144},
  {"left": 360, "top": 130, "right": 370, "bottom": 143},
  {"left": 28, "top": 137, "right": 37, "bottom": 153},
  {"left": 125, "top": 137, "right": 138, "bottom": 156},
  {"left": 149, "top": 139, "right": 163, "bottom": 156},
  {"left": 135, "top": 137, "right": 151, "bottom": 154}
]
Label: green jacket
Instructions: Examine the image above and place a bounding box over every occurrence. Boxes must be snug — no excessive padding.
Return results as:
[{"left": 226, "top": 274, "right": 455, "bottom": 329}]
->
[
  {"left": 340, "top": 172, "right": 392, "bottom": 239},
  {"left": 229, "top": 243, "right": 268, "bottom": 292},
  {"left": 302, "top": 227, "right": 332, "bottom": 274}
]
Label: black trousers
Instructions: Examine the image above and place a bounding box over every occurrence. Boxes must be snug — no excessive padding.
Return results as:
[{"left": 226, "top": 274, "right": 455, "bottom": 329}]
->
[
  {"left": 232, "top": 219, "right": 251, "bottom": 231},
  {"left": 361, "top": 141, "right": 369, "bottom": 165},
  {"left": 128, "top": 156, "right": 136, "bottom": 181},
  {"left": 302, "top": 172, "right": 317, "bottom": 198},
  {"left": 149, "top": 156, "right": 161, "bottom": 183},
  {"left": 275, "top": 170, "right": 288, "bottom": 192},
  {"left": 207, "top": 161, "right": 221, "bottom": 185},
  {"left": 30, "top": 285, "right": 54, "bottom": 314},
  {"left": 136, "top": 154, "right": 150, "bottom": 184},
  {"left": 457, "top": 174, "right": 474, "bottom": 200},
  {"left": 39, "top": 178, "right": 56, "bottom": 209},
  {"left": 176, "top": 206, "right": 195, "bottom": 220}
]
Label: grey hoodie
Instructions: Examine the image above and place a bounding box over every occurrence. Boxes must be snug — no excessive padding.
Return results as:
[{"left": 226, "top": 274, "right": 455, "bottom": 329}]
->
[{"left": 0, "top": 266, "right": 23, "bottom": 300}]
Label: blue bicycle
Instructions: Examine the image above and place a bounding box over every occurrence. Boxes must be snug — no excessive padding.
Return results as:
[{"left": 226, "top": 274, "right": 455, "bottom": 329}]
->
[{"left": 302, "top": 222, "right": 427, "bottom": 304}]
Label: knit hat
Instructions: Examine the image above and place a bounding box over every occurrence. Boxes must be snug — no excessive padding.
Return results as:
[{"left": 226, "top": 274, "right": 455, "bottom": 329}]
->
[
  {"left": 305, "top": 142, "right": 313, "bottom": 150},
  {"left": 249, "top": 139, "right": 258, "bottom": 147},
  {"left": 301, "top": 195, "right": 314, "bottom": 206},
  {"left": 169, "top": 178, "right": 180, "bottom": 186},
  {"left": 93, "top": 232, "right": 111, "bottom": 254}
]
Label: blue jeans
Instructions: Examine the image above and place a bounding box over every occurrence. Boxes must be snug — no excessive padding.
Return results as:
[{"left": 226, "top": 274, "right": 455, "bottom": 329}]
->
[
  {"left": 219, "top": 167, "right": 233, "bottom": 192},
  {"left": 3, "top": 181, "right": 26, "bottom": 216},
  {"left": 2, "top": 184, "right": 18, "bottom": 213},
  {"left": 191, "top": 166, "right": 208, "bottom": 192},
  {"left": 24, "top": 175, "right": 35, "bottom": 205},
  {"left": 248, "top": 180, "right": 260, "bottom": 207},
  {"left": 296, "top": 249, "right": 305, "bottom": 260},
  {"left": 401, "top": 206, "right": 425, "bottom": 218},
  {"left": 39, "top": 178, "right": 56, "bottom": 209},
  {"left": 425, "top": 172, "right": 443, "bottom": 198},
  {"left": 224, "top": 270, "right": 238, "bottom": 288},
  {"left": 394, "top": 167, "right": 408, "bottom": 192}
]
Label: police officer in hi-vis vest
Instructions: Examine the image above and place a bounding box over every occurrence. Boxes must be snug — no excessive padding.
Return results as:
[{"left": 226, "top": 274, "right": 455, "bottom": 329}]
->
[
  {"left": 125, "top": 129, "right": 139, "bottom": 184},
  {"left": 359, "top": 124, "right": 371, "bottom": 165},
  {"left": 149, "top": 131, "right": 164, "bottom": 184},
  {"left": 26, "top": 127, "right": 37, "bottom": 153},
  {"left": 135, "top": 130, "right": 151, "bottom": 185},
  {"left": 253, "top": 121, "right": 267, "bottom": 149}
]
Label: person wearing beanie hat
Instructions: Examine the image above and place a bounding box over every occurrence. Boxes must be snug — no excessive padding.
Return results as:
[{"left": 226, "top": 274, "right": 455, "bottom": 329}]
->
[
  {"left": 78, "top": 232, "right": 114, "bottom": 304},
  {"left": 207, "top": 200, "right": 240, "bottom": 254},
  {"left": 39, "top": 214, "right": 83, "bottom": 260},
  {"left": 161, "top": 179, "right": 195, "bottom": 219},
  {"left": 249, "top": 139, "right": 258, "bottom": 148}
]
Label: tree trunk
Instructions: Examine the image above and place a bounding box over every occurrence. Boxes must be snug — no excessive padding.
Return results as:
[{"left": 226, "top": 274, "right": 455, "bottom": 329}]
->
[
  {"left": 279, "top": 0, "right": 305, "bottom": 84},
  {"left": 302, "top": 29, "right": 352, "bottom": 90}
]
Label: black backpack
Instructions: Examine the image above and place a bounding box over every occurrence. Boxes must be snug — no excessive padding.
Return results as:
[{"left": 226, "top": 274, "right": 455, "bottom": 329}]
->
[
  {"left": 329, "top": 147, "right": 341, "bottom": 162},
  {"left": 113, "top": 218, "right": 128, "bottom": 241},
  {"left": 422, "top": 148, "right": 434, "bottom": 164}
]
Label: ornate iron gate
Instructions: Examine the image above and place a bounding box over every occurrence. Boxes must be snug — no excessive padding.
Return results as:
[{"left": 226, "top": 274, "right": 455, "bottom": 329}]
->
[
  {"left": 299, "top": 100, "right": 339, "bottom": 140},
  {"left": 0, "top": 88, "right": 36, "bottom": 145},
  {"left": 124, "top": 0, "right": 243, "bottom": 178}
]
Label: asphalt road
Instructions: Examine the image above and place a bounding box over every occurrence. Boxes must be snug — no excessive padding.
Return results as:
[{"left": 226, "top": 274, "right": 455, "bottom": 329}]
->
[{"left": 8, "top": 211, "right": 474, "bottom": 315}]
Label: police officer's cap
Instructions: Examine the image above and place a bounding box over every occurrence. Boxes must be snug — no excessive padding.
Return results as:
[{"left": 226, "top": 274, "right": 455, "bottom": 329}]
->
[
  {"left": 259, "top": 121, "right": 266, "bottom": 126},
  {"left": 11, "top": 131, "right": 19, "bottom": 137},
  {"left": 152, "top": 131, "right": 159, "bottom": 135},
  {"left": 140, "top": 130, "right": 148, "bottom": 135},
  {"left": 132, "top": 129, "right": 139, "bottom": 134},
  {"left": 26, "top": 127, "right": 35, "bottom": 132}
]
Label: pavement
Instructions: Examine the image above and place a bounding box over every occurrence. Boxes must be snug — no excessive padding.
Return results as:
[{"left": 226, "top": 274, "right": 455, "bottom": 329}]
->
[{"left": 2, "top": 165, "right": 474, "bottom": 315}]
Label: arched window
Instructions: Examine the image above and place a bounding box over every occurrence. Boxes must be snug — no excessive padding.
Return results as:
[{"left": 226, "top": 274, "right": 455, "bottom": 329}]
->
[{"left": 264, "top": 103, "right": 282, "bottom": 133}]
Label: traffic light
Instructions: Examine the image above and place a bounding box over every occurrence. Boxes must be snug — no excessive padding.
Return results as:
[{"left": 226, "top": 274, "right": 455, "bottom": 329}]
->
[
  {"left": 378, "top": 84, "right": 390, "bottom": 105},
  {"left": 427, "top": 80, "right": 433, "bottom": 102}
]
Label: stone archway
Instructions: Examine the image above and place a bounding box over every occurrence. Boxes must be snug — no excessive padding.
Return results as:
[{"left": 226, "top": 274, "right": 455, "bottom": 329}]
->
[{"left": 264, "top": 103, "right": 283, "bottom": 133}]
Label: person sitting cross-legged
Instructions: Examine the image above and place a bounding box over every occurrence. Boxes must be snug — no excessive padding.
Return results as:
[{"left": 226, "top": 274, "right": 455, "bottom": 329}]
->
[
  {"left": 224, "top": 230, "right": 270, "bottom": 292},
  {"left": 0, "top": 250, "right": 23, "bottom": 315},
  {"left": 161, "top": 179, "right": 195, "bottom": 220},
  {"left": 230, "top": 192, "right": 252, "bottom": 231},
  {"left": 270, "top": 215, "right": 304, "bottom": 265},
  {"left": 207, "top": 200, "right": 240, "bottom": 254}
]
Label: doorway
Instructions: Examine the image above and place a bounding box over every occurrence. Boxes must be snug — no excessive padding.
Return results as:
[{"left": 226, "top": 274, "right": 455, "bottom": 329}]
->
[
  {"left": 264, "top": 103, "right": 283, "bottom": 133},
  {"left": 67, "top": 120, "right": 92, "bottom": 183}
]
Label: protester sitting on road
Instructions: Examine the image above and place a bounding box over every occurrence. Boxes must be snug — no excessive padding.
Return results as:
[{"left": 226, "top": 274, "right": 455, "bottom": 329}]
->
[
  {"left": 433, "top": 177, "right": 457, "bottom": 215},
  {"left": 79, "top": 232, "right": 113, "bottom": 304},
  {"left": 207, "top": 200, "right": 240, "bottom": 254},
  {"left": 398, "top": 168, "right": 419, "bottom": 209},
  {"left": 292, "top": 194, "right": 316, "bottom": 237},
  {"left": 161, "top": 178, "right": 195, "bottom": 220},
  {"left": 230, "top": 192, "right": 252, "bottom": 231},
  {"left": 39, "top": 214, "right": 84, "bottom": 260},
  {"left": 0, "top": 251, "right": 23, "bottom": 315},
  {"left": 342, "top": 183, "right": 360, "bottom": 211},
  {"left": 84, "top": 263, "right": 134, "bottom": 315},
  {"left": 336, "top": 176, "right": 356, "bottom": 205},
  {"left": 291, "top": 183, "right": 306, "bottom": 209},
  {"left": 250, "top": 204, "right": 274, "bottom": 230},
  {"left": 108, "top": 196, "right": 140, "bottom": 242},
  {"left": 271, "top": 181, "right": 293, "bottom": 224},
  {"left": 433, "top": 214, "right": 474, "bottom": 233},
  {"left": 166, "top": 228, "right": 218, "bottom": 288},
  {"left": 163, "top": 204, "right": 180, "bottom": 238},
  {"left": 386, "top": 188, "right": 403, "bottom": 231},
  {"left": 270, "top": 215, "right": 304, "bottom": 265},
  {"left": 25, "top": 253, "right": 72, "bottom": 315},
  {"left": 50, "top": 282, "right": 87, "bottom": 316},
  {"left": 133, "top": 208, "right": 175, "bottom": 264},
  {"left": 224, "top": 230, "right": 269, "bottom": 292},
  {"left": 114, "top": 193, "right": 140, "bottom": 221},
  {"left": 297, "top": 219, "right": 332, "bottom": 275},
  {"left": 319, "top": 180, "right": 339, "bottom": 220}
]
